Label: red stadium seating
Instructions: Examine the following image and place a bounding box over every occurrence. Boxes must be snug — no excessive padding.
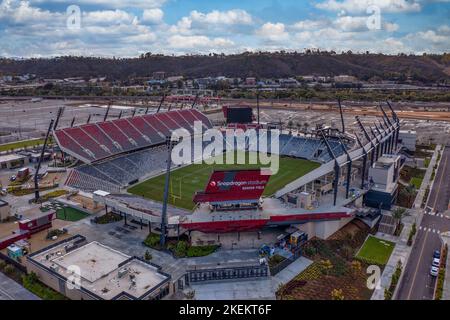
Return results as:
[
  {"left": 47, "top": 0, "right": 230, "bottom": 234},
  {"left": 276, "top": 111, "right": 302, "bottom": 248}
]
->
[
  {"left": 142, "top": 114, "right": 171, "bottom": 137},
  {"left": 167, "top": 110, "right": 193, "bottom": 131},
  {"left": 97, "top": 122, "right": 134, "bottom": 151},
  {"left": 54, "top": 110, "right": 213, "bottom": 163},
  {"left": 155, "top": 112, "right": 182, "bottom": 130},
  {"left": 115, "top": 119, "right": 149, "bottom": 146},
  {"left": 82, "top": 124, "right": 122, "bottom": 154},
  {"left": 128, "top": 117, "right": 165, "bottom": 144},
  {"left": 54, "top": 130, "right": 96, "bottom": 162},
  {"left": 64, "top": 127, "right": 111, "bottom": 159}
]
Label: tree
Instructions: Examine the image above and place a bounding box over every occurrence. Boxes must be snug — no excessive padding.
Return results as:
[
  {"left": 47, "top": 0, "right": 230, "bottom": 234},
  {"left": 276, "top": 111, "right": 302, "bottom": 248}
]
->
[
  {"left": 331, "top": 288, "right": 345, "bottom": 300},
  {"left": 392, "top": 207, "right": 408, "bottom": 227},
  {"left": 400, "top": 184, "right": 416, "bottom": 207},
  {"left": 144, "top": 250, "right": 152, "bottom": 261},
  {"left": 320, "top": 259, "right": 333, "bottom": 275},
  {"left": 277, "top": 283, "right": 285, "bottom": 300},
  {"left": 288, "top": 120, "right": 293, "bottom": 129},
  {"left": 351, "top": 260, "right": 362, "bottom": 274},
  {"left": 303, "top": 122, "right": 309, "bottom": 134},
  {"left": 185, "top": 290, "right": 196, "bottom": 300}
]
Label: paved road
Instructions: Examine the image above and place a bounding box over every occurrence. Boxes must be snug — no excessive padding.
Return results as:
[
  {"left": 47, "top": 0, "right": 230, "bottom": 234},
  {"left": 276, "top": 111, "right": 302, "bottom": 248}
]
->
[
  {"left": 0, "top": 272, "right": 39, "bottom": 300},
  {"left": 397, "top": 146, "right": 450, "bottom": 300}
]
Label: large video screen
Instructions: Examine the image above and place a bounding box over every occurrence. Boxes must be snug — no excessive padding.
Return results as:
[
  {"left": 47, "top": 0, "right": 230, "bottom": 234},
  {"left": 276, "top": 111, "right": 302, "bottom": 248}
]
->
[{"left": 226, "top": 107, "right": 253, "bottom": 124}]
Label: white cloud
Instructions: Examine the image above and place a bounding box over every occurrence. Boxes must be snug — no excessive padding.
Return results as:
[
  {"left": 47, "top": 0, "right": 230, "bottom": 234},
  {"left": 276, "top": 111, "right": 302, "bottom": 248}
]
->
[
  {"left": 82, "top": 9, "right": 136, "bottom": 25},
  {"left": 167, "top": 35, "right": 234, "bottom": 49},
  {"left": 292, "top": 19, "right": 329, "bottom": 30},
  {"left": 333, "top": 15, "right": 399, "bottom": 32},
  {"left": 169, "top": 9, "right": 253, "bottom": 36},
  {"left": 0, "top": 0, "right": 58, "bottom": 23},
  {"left": 30, "top": 0, "right": 166, "bottom": 9},
  {"left": 316, "top": 0, "right": 421, "bottom": 14},
  {"left": 257, "top": 22, "right": 289, "bottom": 42},
  {"left": 142, "top": 8, "right": 164, "bottom": 24},
  {"left": 189, "top": 9, "right": 252, "bottom": 25}
]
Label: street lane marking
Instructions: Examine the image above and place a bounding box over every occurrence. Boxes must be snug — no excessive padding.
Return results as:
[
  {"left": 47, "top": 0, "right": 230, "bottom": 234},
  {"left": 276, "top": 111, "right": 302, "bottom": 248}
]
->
[
  {"left": 407, "top": 230, "right": 429, "bottom": 299},
  {"left": 432, "top": 151, "right": 448, "bottom": 210}
]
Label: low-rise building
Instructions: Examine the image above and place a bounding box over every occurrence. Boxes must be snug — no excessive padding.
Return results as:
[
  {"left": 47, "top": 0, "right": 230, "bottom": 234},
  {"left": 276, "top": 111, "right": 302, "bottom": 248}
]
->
[
  {"left": 365, "top": 154, "right": 401, "bottom": 210},
  {"left": 26, "top": 235, "right": 171, "bottom": 300},
  {"left": 0, "top": 199, "right": 10, "bottom": 221},
  {"left": 0, "top": 154, "right": 29, "bottom": 169},
  {"left": 398, "top": 130, "right": 417, "bottom": 152}
]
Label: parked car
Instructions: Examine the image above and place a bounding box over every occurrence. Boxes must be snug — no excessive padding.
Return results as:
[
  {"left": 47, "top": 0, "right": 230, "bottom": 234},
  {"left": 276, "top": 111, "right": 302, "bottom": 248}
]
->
[
  {"left": 433, "top": 250, "right": 441, "bottom": 259},
  {"left": 9, "top": 175, "right": 16, "bottom": 182},
  {"left": 430, "top": 266, "right": 439, "bottom": 277},
  {"left": 432, "top": 258, "right": 441, "bottom": 268}
]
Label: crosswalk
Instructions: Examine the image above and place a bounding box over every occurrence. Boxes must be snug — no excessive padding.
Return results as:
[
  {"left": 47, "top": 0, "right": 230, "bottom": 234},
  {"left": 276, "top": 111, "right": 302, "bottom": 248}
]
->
[
  {"left": 424, "top": 212, "right": 448, "bottom": 219},
  {"left": 418, "top": 226, "right": 445, "bottom": 234}
]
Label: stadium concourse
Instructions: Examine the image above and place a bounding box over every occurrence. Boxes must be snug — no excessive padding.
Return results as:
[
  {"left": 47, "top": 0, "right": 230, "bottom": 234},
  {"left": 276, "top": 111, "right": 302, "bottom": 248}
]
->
[{"left": 53, "top": 103, "right": 402, "bottom": 241}]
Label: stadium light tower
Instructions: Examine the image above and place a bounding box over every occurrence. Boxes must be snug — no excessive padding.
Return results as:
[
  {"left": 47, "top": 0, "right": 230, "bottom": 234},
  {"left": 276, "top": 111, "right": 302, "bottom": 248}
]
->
[
  {"left": 160, "top": 135, "right": 176, "bottom": 247},
  {"left": 35, "top": 119, "right": 54, "bottom": 201},
  {"left": 256, "top": 85, "right": 262, "bottom": 125},
  {"left": 337, "top": 97, "right": 345, "bottom": 133}
]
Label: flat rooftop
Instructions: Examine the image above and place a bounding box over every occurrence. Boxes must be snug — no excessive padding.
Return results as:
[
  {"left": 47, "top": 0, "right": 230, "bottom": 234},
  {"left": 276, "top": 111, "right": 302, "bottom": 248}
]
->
[
  {"left": 0, "top": 154, "right": 26, "bottom": 163},
  {"left": 29, "top": 237, "right": 169, "bottom": 300}
]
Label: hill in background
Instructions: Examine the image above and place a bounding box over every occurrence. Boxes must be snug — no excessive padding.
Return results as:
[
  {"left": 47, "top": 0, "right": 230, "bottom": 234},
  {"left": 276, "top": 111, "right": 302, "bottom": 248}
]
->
[{"left": 0, "top": 52, "right": 449, "bottom": 82}]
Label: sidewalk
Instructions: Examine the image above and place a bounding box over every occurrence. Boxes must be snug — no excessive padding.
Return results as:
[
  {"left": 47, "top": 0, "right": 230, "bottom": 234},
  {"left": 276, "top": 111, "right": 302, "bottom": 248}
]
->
[
  {"left": 441, "top": 232, "right": 450, "bottom": 300},
  {"left": 371, "top": 145, "right": 442, "bottom": 300}
]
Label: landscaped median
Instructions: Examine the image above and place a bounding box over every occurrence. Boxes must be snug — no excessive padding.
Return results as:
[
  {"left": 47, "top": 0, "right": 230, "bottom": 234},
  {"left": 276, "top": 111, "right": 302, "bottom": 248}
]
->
[
  {"left": 435, "top": 244, "right": 448, "bottom": 300},
  {"left": 143, "top": 232, "right": 219, "bottom": 258}
]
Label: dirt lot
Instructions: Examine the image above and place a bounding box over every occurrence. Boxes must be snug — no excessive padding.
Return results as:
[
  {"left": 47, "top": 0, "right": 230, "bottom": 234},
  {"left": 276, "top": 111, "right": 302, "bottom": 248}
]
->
[{"left": 0, "top": 218, "right": 72, "bottom": 256}]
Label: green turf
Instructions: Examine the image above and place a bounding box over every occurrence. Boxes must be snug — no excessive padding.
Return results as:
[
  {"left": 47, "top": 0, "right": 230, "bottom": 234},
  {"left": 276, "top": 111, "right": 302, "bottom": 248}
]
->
[
  {"left": 410, "top": 177, "right": 423, "bottom": 189},
  {"left": 55, "top": 207, "right": 89, "bottom": 222},
  {"left": 128, "top": 151, "right": 320, "bottom": 210},
  {"left": 356, "top": 236, "right": 395, "bottom": 265},
  {"left": 0, "top": 139, "right": 45, "bottom": 152}
]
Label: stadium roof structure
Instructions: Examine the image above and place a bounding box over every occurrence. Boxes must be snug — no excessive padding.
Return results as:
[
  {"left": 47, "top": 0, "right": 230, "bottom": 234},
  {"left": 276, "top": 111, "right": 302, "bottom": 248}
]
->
[{"left": 53, "top": 109, "right": 212, "bottom": 164}]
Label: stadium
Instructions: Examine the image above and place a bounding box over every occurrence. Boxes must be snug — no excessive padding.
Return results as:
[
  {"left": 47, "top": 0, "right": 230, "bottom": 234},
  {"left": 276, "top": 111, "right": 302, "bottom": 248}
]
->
[{"left": 53, "top": 101, "right": 401, "bottom": 244}]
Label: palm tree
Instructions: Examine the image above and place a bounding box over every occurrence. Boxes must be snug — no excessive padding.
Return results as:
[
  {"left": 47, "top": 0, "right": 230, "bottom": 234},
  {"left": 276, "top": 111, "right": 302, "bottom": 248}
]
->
[
  {"left": 400, "top": 184, "right": 416, "bottom": 207},
  {"left": 303, "top": 122, "right": 309, "bottom": 135},
  {"left": 392, "top": 207, "right": 408, "bottom": 233}
]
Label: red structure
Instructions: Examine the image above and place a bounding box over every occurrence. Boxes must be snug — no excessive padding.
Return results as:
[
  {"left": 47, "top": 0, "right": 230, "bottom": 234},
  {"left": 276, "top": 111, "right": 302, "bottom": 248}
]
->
[
  {"left": 0, "top": 211, "right": 55, "bottom": 250},
  {"left": 193, "top": 170, "right": 270, "bottom": 204},
  {"left": 180, "top": 211, "right": 352, "bottom": 233}
]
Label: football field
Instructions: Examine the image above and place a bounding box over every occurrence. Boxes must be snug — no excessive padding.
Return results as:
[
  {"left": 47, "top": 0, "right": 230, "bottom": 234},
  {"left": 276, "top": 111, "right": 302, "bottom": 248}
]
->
[{"left": 128, "top": 152, "right": 320, "bottom": 210}]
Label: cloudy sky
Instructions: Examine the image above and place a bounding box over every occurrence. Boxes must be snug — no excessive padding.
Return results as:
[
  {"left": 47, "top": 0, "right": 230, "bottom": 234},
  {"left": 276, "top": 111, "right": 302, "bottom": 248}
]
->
[{"left": 0, "top": 0, "right": 449, "bottom": 57}]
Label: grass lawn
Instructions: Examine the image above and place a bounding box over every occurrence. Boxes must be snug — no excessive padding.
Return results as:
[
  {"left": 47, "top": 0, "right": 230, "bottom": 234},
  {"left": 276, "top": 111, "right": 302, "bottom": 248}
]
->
[
  {"left": 356, "top": 236, "right": 395, "bottom": 266},
  {"left": 410, "top": 177, "right": 423, "bottom": 189},
  {"left": 128, "top": 151, "right": 320, "bottom": 210},
  {"left": 55, "top": 207, "right": 89, "bottom": 221},
  {"left": 0, "top": 138, "right": 45, "bottom": 152}
]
